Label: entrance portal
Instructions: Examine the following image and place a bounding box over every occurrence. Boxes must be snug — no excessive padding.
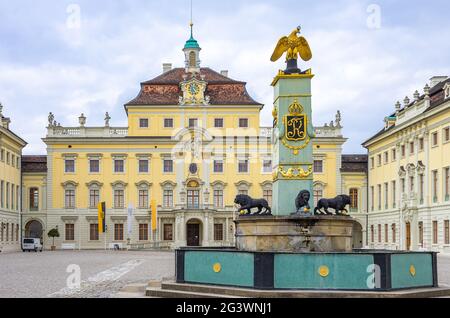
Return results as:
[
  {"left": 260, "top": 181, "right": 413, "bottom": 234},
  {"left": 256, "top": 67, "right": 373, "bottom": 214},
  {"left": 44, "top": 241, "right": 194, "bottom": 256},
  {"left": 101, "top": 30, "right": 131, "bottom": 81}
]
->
[
  {"left": 352, "top": 222, "right": 363, "bottom": 249},
  {"left": 187, "top": 221, "right": 201, "bottom": 247},
  {"left": 25, "top": 220, "right": 43, "bottom": 239},
  {"left": 406, "top": 222, "right": 411, "bottom": 251}
]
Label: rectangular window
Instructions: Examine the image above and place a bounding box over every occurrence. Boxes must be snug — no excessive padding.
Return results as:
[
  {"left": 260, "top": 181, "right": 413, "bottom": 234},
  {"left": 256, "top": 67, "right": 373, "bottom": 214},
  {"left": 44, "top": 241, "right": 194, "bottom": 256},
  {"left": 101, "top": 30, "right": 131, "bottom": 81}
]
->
[
  {"left": 5, "top": 223, "right": 8, "bottom": 241},
  {"left": 187, "top": 190, "right": 200, "bottom": 209},
  {"left": 213, "top": 160, "right": 224, "bottom": 173},
  {"left": 139, "top": 224, "right": 149, "bottom": 241},
  {"left": 29, "top": 188, "right": 39, "bottom": 211},
  {"left": 238, "top": 160, "right": 249, "bottom": 173},
  {"left": 114, "top": 224, "right": 124, "bottom": 241},
  {"left": 263, "top": 190, "right": 273, "bottom": 206},
  {"left": 214, "top": 190, "right": 223, "bottom": 208},
  {"left": 11, "top": 185, "right": 15, "bottom": 210},
  {"left": 377, "top": 185, "right": 382, "bottom": 210},
  {"left": 214, "top": 118, "right": 224, "bottom": 128},
  {"left": 410, "top": 176, "right": 415, "bottom": 192},
  {"left": 6, "top": 152, "right": 10, "bottom": 165},
  {"left": 392, "top": 224, "right": 396, "bottom": 243},
  {"left": 16, "top": 157, "right": 20, "bottom": 169},
  {"left": 65, "top": 190, "right": 75, "bottom": 209},
  {"left": 164, "top": 118, "right": 174, "bottom": 128},
  {"left": 15, "top": 185, "right": 19, "bottom": 211},
  {"left": 238, "top": 189, "right": 248, "bottom": 196},
  {"left": 419, "top": 222, "right": 424, "bottom": 247},
  {"left": 370, "top": 157, "right": 374, "bottom": 169},
  {"left": 384, "top": 152, "right": 389, "bottom": 164},
  {"left": 89, "top": 160, "right": 100, "bottom": 173},
  {"left": 445, "top": 167, "right": 450, "bottom": 201},
  {"left": 163, "top": 224, "right": 173, "bottom": 241},
  {"left": 239, "top": 118, "right": 249, "bottom": 128},
  {"left": 11, "top": 155, "right": 15, "bottom": 167},
  {"left": 444, "top": 127, "right": 450, "bottom": 142},
  {"left": 163, "top": 190, "right": 173, "bottom": 208},
  {"left": 370, "top": 186, "right": 374, "bottom": 211},
  {"left": 139, "top": 118, "right": 149, "bottom": 128},
  {"left": 1, "top": 181, "right": 4, "bottom": 208},
  {"left": 90, "top": 224, "right": 99, "bottom": 241},
  {"left": 433, "top": 221, "right": 438, "bottom": 244},
  {"left": 384, "top": 183, "right": 389, "bottom": 209},
  {"left": 392, "top": 181, "right": 396, "bottom": 208},
  {"left": 432, "top": 170, "right": 438, "bottom": 202},
  {"left": 263, "top": 160, "right": 272, "bottom": 173},
  {"left": 409, "top": 141, "right": 415, "bottom": 155},
  {"left": 401, "top": 145, "right": 406, "bottom": 157},
  {"left": 432, "top": 132, "right": 438, "bottom": 146},
  {"left": 371, "top": 225, "right": 374, "bottom": 243},
  {"left": 65, "top": 224, "right": 75, "bottom": 241},
  {"left": 349, "top": 189, "right": 358, "bottom": 210},
  {"left": 419, "top": 138, "right": 424, "bottom": 151},
  {"left": 385, "top": 224, "right": 389, "bottom": 243},
  {"left": 114, "top": 190, "right": 125, "bottom": 209},
  {"left": 445, "top": 220, "right": 450, "bottom": 245},
  {"left": 89, "top": 190, "right": 100, "bottom": 209},
  {"left": 6, "top": 182, "right": 9, "bottom": 209},
  {"left": 313, "top": 160, "right": 323, "bottom": 173},
  {"left": 16, "top": 224, "right": 19, "bottom": 241},
  {"left": 65, "top": 159, "right": 75, "bottom": 173},
  {"left": 0, "top": 149, "right": 4, "bottom": 161},
  {"left": 377, "top": 154, "right": 382, "bottom": 166},
  {"left": 419, "top": 174, "right": 424, "bottom": 204},
  {"left": 139, "top": 190, "right": 149, "bottom": 209},
  {"left": 313, "top": 189, "right": 323, "bottom": 208},
  {"left": 188, "top": 118, "right": 198, "bottom": 128},
  {"left": 163, "top": 159, "right": 173, "bottom": 173},
  {"left": 378, "top": 224, "right": 381, "bottom": 243},
  {"left": 139, "top": 159, "right": 149, "bottom": 173},
  {"left": 214, "top": 224, "right": 224, "bottom": 241},
  {"left": 114, "top": 159, "right": 124, "bottom": 173},
  {"left": 392, "top": 149, "right": 396, "bottom": 161}
]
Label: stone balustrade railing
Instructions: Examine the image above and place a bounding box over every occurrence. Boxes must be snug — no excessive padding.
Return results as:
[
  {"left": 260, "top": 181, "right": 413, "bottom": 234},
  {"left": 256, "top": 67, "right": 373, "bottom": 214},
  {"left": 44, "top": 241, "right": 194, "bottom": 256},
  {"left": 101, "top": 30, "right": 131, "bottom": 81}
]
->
[{"left": 47, "top": 126, "right": 128, "bottom": 138}]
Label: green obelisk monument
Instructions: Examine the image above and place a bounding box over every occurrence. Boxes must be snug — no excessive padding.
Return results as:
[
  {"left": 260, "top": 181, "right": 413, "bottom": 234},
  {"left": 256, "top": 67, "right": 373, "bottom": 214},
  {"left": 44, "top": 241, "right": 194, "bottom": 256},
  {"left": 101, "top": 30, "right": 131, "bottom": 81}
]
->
[{"left": 270, "top": 25, "right": 315, "bottom": 216}]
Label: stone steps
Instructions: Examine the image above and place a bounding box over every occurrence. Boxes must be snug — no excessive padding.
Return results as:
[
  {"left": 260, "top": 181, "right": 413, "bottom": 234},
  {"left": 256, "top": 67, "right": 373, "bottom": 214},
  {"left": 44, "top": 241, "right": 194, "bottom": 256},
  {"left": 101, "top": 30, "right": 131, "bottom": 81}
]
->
[{"left": 151, "top": 282, "right": 450, "bottom": 298}]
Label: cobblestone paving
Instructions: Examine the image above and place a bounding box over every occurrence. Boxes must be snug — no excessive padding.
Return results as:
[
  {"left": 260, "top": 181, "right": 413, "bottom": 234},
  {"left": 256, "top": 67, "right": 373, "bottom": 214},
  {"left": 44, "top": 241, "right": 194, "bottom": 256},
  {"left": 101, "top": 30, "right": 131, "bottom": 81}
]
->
[
  {"left": 0, "top": 250, "right": 174, "bottom": 298},
  {"left": 1, "top": 250, "right": 450, "bottom": 297}
]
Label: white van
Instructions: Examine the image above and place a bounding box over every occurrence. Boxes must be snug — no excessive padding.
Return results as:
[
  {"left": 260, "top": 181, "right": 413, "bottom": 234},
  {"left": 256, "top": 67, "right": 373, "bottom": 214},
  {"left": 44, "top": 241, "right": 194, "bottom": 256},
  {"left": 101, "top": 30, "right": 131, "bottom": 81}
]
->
[{"left": 22, "top": 238, "right": 43, "bottom": 252}]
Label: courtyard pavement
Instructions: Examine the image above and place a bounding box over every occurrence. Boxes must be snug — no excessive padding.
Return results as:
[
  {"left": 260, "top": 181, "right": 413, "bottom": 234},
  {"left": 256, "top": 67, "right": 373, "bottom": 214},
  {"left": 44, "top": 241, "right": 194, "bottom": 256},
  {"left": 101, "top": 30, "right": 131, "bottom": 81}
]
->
[{"left": 0, "top": 250, "right": 449, "bottom": 298}]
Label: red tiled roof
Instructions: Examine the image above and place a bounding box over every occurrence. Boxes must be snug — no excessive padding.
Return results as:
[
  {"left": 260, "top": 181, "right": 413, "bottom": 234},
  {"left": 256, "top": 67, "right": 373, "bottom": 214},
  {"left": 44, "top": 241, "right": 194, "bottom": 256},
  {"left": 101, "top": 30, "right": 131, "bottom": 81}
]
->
[
  {"left": 22, "top": 155, "right": 47, "bottom": 173},
  {"left": 126, "top": 68, "right": 262, "bottom": 106}
]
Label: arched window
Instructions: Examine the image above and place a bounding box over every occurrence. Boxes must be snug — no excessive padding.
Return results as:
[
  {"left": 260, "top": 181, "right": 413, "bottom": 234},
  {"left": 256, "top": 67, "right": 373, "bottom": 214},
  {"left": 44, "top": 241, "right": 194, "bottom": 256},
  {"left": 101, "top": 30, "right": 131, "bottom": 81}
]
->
[
  {"left": 349, "top": 188, "right": 359, "bottom": 211},
  {"left": 189, "top": 51, "right": 196, "bottom": 68}
]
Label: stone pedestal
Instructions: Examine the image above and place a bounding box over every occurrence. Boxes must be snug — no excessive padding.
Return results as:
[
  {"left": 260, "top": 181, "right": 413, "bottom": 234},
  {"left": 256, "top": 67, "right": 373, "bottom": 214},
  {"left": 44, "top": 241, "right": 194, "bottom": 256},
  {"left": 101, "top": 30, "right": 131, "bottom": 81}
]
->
[{"left": 235, "top": 215, "right": 356, "bottom": 253}]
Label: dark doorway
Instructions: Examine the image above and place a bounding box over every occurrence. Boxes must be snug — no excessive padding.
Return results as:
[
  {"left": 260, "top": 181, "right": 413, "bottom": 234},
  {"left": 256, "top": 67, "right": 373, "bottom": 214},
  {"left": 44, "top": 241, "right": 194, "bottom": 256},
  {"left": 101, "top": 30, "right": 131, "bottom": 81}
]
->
[
  {"left": 187, "top": 223, "right": 200, "bottom": 246},
  {"left": 25, "top": 220, "right": 43, "bottom": 239}
]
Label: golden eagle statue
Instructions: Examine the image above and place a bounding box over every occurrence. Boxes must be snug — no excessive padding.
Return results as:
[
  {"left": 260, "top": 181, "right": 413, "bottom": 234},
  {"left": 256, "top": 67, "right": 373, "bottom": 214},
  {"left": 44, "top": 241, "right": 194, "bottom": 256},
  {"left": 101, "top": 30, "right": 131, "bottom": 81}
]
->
[{"left": 271, "top": 26, "right": 312, "bottom": 64}]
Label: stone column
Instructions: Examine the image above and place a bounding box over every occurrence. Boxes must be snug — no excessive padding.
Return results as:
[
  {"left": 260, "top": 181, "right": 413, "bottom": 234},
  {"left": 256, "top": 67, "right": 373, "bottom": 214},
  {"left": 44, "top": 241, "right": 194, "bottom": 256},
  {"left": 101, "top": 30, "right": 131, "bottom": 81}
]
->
[{"left": 271, "top": 72, "right": 314, "bottom": 216}]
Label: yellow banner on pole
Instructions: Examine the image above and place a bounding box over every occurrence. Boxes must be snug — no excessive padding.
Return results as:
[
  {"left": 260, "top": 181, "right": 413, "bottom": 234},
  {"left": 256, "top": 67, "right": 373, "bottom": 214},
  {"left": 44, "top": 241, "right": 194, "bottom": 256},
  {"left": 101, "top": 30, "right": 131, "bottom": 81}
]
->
[
  {"left": 98, "top": 202, "right": 105, "bottom": 233},
  {"left": 151, "top": 200, "right": 157, "bottom": 231}
]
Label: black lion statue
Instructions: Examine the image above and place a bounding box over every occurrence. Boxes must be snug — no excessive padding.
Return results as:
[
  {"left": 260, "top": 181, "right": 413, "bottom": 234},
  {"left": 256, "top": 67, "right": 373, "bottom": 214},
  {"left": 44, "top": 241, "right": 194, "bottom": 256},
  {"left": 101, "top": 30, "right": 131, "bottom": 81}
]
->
[
  {"left": 295, "top": 190, "right": 311, "bottom": 214},
  {"left": 234, "top": 195, "right": 272, "bottom": 216},
  {"left": 314, "top": 195, "right": 351, "bottom": 216}
]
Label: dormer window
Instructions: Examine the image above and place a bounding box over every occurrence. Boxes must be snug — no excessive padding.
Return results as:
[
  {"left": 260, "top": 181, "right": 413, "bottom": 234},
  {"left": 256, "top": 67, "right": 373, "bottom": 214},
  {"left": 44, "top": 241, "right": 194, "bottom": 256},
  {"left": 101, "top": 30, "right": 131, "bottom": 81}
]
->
[{"left": 444, "top": 83, "right": 450, "bottom": 99}]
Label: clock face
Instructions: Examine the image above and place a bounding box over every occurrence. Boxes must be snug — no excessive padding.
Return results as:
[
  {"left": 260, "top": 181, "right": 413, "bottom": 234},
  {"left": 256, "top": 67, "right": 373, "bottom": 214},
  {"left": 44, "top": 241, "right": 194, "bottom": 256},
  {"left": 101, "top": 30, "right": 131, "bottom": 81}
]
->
[{"left": 189, "top": 83, "right": 200, "bottom": 95}]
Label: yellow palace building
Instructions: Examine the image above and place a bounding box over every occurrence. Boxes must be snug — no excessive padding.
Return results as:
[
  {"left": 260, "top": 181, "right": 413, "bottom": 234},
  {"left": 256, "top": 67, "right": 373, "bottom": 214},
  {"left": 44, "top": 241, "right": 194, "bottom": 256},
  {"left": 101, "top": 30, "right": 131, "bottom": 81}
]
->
[
  {"left": 16, "top": 30, "right": 368, "bottom": 251},
  {"left": 363, "top": 76, "right": 450, "bottom": 253},
  {"left": 0, "top": 104, "right": 27, "bottom": 253}
]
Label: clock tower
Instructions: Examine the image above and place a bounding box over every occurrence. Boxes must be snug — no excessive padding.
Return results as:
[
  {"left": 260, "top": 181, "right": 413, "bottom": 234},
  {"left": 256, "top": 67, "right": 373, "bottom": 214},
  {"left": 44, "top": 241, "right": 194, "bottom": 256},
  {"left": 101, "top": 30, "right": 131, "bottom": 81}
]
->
[{"left": 183, "top": 23, "right": 201, "bottom": 73}]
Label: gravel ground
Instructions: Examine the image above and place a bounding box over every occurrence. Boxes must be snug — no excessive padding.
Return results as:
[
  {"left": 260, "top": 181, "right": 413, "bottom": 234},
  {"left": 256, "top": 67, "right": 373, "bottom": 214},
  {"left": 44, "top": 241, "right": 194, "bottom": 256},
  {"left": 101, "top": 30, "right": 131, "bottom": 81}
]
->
[{"left": 1, "top": 250, "right": 449, "bottom": 298}]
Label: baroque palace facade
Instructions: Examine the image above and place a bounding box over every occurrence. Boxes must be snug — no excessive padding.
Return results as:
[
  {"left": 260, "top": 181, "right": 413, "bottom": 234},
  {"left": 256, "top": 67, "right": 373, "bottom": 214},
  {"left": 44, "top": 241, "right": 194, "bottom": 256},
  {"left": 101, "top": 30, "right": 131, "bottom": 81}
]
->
[
  {"left": 0, "top": 104, "right": 27, "bottom": 253},
  {"left": 363, "top": 76, "right": 450, "bottom": 253},
  {"left": 18, "top": 31, "right": 368, "bottom": 251}
]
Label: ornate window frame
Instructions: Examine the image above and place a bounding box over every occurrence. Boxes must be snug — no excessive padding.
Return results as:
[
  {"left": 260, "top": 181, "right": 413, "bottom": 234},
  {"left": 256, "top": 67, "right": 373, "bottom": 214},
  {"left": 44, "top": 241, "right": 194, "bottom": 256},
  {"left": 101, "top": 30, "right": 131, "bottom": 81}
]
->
[{"left": 62, "top": 181, "right": 78, "bottom": 209}]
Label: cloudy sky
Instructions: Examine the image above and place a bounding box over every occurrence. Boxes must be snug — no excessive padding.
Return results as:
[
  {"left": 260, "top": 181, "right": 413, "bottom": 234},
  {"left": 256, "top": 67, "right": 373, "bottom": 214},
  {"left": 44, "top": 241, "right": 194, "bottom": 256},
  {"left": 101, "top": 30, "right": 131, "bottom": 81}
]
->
[{"left": 1, "top": 0, "right": 449, "bottom": 154}]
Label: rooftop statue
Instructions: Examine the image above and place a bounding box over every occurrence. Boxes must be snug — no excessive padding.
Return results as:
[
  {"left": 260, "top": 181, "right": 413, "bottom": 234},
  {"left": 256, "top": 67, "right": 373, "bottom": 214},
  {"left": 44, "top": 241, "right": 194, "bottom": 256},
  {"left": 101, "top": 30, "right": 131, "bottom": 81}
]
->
[{"left": 271, "top": 26, "right": 312, "bottom": 74}]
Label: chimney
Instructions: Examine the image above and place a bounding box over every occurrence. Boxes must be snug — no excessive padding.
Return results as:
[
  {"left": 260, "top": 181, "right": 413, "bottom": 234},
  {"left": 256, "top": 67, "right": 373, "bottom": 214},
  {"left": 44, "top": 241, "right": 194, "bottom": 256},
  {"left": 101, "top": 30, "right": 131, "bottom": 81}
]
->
[
  {"left": 163, "top": 63, "right": 172, "bottom": 73},
  {"left": 220, "top": 70, "right": 229, "bottom": 77},
  {"left": 429, "top": 76, "right": 448, "bottom": 88}
]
